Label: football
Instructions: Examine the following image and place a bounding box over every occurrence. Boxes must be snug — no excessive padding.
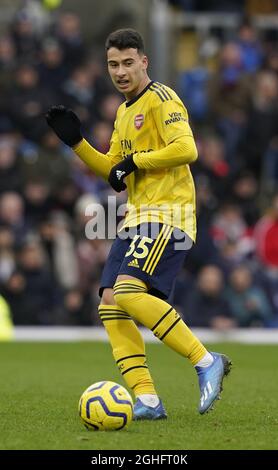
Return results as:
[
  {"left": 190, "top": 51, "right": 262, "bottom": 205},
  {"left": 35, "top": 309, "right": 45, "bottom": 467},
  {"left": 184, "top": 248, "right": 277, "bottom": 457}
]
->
[{"left": 79, "top": 381, "right": 133, "bottom": 431}]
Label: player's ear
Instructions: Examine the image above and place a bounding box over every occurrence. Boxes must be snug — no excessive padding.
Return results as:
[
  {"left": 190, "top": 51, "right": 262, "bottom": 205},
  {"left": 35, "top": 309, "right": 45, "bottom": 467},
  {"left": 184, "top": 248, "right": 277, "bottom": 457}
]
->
[{"left": 142, "top": 54, "right": 148, "bottom": 70}]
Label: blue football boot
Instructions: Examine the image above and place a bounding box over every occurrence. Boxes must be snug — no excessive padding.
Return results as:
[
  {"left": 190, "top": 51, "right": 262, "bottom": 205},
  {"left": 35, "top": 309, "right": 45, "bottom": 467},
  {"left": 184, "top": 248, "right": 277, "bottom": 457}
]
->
[
  {"left": 133, "top": 397, "right": 167, "bottom": 420},
  {"left": 196, "top": 352, "right": 232, "bottom": 414}
]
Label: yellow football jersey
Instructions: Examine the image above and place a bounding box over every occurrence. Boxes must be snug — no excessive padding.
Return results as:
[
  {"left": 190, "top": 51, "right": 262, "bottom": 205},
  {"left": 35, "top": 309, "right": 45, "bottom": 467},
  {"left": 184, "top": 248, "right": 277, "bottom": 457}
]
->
[{"left": 108, "top": 81, "right": 197, "bottom": 241}]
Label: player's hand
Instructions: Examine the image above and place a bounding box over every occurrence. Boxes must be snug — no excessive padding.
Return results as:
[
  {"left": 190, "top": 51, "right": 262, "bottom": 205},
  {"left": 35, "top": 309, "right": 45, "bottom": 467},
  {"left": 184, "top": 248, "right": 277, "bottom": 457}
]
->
[
  {"left": 108, "top": 154, "right": 137, "bottom": 192},
  {"left": 45, "top": 105, "right": 83, "bottom": 147}
]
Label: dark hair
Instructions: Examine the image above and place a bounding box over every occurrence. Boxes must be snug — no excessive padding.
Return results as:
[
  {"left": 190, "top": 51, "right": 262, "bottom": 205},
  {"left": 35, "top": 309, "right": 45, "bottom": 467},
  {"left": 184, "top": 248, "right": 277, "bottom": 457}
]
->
[{"left": 105, "top": 29, "right": 144, "bottom": 53}]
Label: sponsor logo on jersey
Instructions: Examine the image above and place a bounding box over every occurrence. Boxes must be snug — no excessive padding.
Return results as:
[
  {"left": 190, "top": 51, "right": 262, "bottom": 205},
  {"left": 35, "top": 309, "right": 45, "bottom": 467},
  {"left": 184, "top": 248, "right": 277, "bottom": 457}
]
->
[
  {"left": 164, "top": 112, "right": 188, "bottom": 125},
  {"left": 134, "top": 114, "right": 144, "bottom": 129}
]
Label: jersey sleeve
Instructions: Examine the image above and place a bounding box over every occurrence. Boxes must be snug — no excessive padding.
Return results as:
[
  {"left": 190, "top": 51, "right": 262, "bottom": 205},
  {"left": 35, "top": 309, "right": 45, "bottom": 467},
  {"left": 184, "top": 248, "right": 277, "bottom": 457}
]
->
[
  {"left": 153, "top": 98, "right": 194, "bottom": 145},
  {"left": 133, "top": 97, "right": 197, "bottom": 170},
  {"left": 106, "top": 124, "right": 122, "bottom": 166},
  {"left": 73, "top": 119, "right": 123, "bottom": 180}
]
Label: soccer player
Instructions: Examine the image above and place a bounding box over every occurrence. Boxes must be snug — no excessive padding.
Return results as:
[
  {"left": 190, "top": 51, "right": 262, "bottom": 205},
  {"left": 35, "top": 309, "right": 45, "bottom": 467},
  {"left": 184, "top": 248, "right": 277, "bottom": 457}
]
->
[{"left": 46, "top": 29, "right": 231, "bottom": 419}]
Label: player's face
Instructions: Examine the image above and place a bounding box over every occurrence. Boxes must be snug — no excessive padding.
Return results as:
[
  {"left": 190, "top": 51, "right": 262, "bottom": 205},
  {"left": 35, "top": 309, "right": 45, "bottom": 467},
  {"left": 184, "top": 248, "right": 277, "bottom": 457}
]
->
[{"left": 107, "top": 47, "right": 148, "bottom": 99}]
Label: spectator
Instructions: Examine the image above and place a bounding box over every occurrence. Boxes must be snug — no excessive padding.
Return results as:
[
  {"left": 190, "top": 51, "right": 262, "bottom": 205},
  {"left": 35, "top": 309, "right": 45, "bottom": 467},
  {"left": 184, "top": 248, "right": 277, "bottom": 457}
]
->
[
  {"left": 241, "top": 70, "right": 278, "bottom": 176},
  {"left": 208, "top": 42, "right": 251, "bottom": 165},
  {"left": 211, "top": 203, "right": 247, "bottom": 246},
  {"left": 23, "top": 179, "right": 54, "bottom": 226},
  {"left": 0, "top": 226, "right": 15, "bottom": 283},
  {"left": 237, "top": 20, "right": 263, "bottom": 74},
  {"left": 193, "top": 134, "right": 231, "bottom": 200},
  {"left": 231, "top": 171, "right": 259, "bottom": 226},
  {"left": 55, "top": 12, "right": 85, "bottom": 70},
  {"left": 38, "top": 38, "right": 68, "bottom": 92},
  {"left": 61, "top": 65, "right": 97, "bottom": 127},
  {"left": 57, "top": 287, "right": 96, "bottom": 325},
  {"left": 9, "top": 63, "right": 56, "bottom": 142},
  {"left": 10, "top": 10, "right": 40, "bottom": 61},
  {"left": 254, "top": 192, "right": 278, "bottom": 270},
  {"left": 0, "top": 192, "right": 28, "bottom": 244},
  {"left": 0, "top": 136, "right": 22, "bottom": 194},
  {"left": 225, "top": 265, "right": 274, "bottom": 326},
  {"left": 184, "top": 265, "right": 236, "bottom": 330},
  {"left": 253, "top": 193, "right": 278, "bottom": 316},
  {"left": 39, "top": 211, "right": 79, "bottom": 290},
  {"left": 6, "top": 238, "right": 62, "bottom": 324},
  {"left": 0, "top": 35, "right": 16, "bottom": 89}
]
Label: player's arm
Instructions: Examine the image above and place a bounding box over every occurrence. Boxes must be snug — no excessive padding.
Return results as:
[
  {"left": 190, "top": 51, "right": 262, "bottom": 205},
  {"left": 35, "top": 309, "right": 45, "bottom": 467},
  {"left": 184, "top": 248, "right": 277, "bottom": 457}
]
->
[
  {"left": 133, "top": 100, "right": 198, "bottom": 170},
  {"left": 45, "top": 105, "right": 121, "bottom": 181},
  {"left": 73, "top": 129, "right": 122, "bottom": 181},
  {"left": 107, "top": 99, "right": 198, "bottom": 188},
  {"left": 133, "top": 136, "right": 197, "bottom": 170}
]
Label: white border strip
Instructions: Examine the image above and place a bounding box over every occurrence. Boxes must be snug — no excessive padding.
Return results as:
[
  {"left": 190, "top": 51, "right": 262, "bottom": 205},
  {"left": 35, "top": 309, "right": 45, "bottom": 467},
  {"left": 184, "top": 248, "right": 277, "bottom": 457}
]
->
[{"left": 11, "top": 327, "right": 278, "bottom": 344}]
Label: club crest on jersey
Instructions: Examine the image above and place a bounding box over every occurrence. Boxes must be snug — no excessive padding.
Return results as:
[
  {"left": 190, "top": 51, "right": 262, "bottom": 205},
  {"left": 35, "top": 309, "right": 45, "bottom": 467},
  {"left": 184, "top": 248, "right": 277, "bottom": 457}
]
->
[{"left": 134, "top": 114, "right": 144, "bottom": 129}]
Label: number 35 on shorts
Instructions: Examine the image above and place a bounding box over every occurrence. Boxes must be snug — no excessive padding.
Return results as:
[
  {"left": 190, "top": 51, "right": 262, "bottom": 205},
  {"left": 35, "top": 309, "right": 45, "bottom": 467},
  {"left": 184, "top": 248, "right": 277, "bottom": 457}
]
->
[
  {"left": 125, "top": 235, "right": 153, "bottom": 259},
  {"left": 124, "top": 225, "right": 174, "bottom": 275}
]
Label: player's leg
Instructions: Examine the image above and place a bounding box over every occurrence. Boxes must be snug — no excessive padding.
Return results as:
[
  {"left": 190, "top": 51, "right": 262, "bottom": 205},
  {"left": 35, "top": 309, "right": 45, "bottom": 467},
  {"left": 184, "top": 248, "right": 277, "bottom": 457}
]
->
[
  {"left": 114, "top": 275, "right": 207, "bottom": 365},
  {"left": 99, "top": 288, "right": 156, "bottom": 396},
  {"left": 114, "top": 275, "right": 232, "bottom": 414},
  {"left": 98, "top": 237, "right": 166, "bottom": 419},
  {"left": 113, "top": 224, "right": 231, "bottom": 414}
]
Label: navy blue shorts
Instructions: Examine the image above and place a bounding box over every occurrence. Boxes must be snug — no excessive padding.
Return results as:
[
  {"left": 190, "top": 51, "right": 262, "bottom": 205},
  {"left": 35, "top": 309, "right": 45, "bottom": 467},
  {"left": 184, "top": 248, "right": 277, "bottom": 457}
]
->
[{"left": 100, "top": 223, "right": 192, "bottom": 300}]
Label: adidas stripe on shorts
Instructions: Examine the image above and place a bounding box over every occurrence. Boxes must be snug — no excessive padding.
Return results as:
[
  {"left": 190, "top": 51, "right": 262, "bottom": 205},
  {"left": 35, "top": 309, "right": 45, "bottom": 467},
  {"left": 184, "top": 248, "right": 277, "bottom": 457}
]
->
[{"left": 99, "top": 222, "right": 192, "bottom": 300}]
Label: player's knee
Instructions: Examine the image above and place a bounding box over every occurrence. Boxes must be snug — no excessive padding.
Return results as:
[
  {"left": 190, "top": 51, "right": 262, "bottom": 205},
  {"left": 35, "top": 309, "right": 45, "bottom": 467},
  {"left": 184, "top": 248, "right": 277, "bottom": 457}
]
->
[
  {"left": 100, "top": 288, "right": 116, "bottom": 306},
  {"left": 113, "top": 280, "right": 146, "bottom": 309},
  {"left": 113, "top": 290, "right": 126, "bottom": 309},
  {"left": 113, "top": 280, "right": 128, "bottom": 308}
]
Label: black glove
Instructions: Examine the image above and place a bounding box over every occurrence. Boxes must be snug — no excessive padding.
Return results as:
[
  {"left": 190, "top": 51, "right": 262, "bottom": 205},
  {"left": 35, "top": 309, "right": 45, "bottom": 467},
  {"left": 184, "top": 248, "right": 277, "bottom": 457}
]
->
[
  {"left": 108, "top": 154, "right": 137, "bottom": 192},
  {"left": 45, "top": 105, "right": 82, "bottom": 147}
]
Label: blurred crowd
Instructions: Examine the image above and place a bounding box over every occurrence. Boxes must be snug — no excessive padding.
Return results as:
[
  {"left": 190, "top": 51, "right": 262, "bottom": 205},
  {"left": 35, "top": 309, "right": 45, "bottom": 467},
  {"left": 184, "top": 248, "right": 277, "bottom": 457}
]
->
[{"left": 0, "top": 0, "right": 278, "bottom": 330}]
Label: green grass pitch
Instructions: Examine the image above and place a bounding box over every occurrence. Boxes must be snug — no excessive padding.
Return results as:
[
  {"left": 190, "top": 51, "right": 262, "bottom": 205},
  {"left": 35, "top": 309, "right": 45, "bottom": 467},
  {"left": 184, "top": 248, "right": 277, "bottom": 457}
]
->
[{"left": 0, "top": 341, "right": 277, "bottom": 450}]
